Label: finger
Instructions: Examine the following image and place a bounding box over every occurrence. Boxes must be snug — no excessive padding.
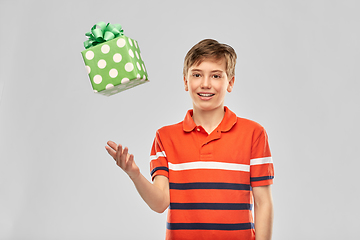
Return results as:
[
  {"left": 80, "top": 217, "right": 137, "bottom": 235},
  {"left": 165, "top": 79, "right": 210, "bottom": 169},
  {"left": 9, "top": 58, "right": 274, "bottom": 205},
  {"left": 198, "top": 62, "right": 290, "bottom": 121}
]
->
[
  {"left": 107, "top": 141, "right": 118, "bottom": 151},
  {"left": 120, "top": 147, "right": 129, "bottom": 168},
  {"left": 105, "top": 146, "right": 116, "bottom": 159},
  {"left": 126, "top": 154, "right": 135, "bottom": 169},
  {"left": 116, "top": 144, "right": 123, "bottom": 167}
]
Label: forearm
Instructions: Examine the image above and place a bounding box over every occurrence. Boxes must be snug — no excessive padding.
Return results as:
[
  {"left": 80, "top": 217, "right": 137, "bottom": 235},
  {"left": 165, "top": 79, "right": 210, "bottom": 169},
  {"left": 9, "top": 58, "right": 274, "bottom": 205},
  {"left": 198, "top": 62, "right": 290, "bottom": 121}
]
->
[
  {"left": 254, "top": 201, "right": 273, "bottom": 240},
  {"left": 105, "top": 142, "right": 169, "bottom": 213},
  {"left": 130, "top": 173, "right": 169, "bottom": 213}
]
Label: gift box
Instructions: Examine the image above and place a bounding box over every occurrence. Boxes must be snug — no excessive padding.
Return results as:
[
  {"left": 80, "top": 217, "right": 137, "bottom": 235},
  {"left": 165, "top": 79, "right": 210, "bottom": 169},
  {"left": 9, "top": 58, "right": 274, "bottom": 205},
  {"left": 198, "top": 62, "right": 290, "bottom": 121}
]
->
[{"left": 81, "top": 22, "right": 149, "bottom": 96}]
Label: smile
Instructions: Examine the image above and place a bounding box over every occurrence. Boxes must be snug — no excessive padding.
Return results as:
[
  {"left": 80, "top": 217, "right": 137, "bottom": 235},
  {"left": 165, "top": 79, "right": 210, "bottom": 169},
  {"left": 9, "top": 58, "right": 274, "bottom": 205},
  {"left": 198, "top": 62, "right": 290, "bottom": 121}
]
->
[{"left": 198, "top": 93, "right": 215, "bottom": 97}]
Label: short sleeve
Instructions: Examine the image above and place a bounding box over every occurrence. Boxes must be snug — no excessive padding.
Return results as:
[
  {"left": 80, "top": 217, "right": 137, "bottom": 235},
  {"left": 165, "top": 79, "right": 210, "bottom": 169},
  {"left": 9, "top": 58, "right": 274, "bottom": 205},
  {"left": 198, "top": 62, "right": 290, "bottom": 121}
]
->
[
  {"left": 150, "top": 130, "right": 169, "bottom": 181},
  {"left": 250, "top": 127, "right": 274, "bottom": 187}
]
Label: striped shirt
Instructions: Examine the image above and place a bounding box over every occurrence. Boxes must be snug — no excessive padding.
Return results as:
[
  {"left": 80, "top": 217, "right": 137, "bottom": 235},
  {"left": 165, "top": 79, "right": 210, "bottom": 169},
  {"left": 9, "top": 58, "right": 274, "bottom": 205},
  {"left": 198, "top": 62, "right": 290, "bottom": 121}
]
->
[{"left": 150, "top": 107, "right": 274, "bottom": 240}]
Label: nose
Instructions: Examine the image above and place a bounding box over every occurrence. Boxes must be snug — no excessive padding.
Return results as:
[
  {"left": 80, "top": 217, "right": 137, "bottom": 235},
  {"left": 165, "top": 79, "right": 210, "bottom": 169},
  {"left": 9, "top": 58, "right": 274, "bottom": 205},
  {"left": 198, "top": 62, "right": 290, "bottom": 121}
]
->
[{"left": 201, "top": 76, "right": 211, "bottom": 89}]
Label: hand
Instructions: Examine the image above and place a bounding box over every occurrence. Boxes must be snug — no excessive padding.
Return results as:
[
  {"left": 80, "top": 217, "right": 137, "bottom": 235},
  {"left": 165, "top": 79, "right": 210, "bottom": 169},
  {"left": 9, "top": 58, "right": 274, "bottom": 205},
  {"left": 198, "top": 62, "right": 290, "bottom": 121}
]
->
[{"left": 105, "top": 141, "right": 140, "bottom": 179}]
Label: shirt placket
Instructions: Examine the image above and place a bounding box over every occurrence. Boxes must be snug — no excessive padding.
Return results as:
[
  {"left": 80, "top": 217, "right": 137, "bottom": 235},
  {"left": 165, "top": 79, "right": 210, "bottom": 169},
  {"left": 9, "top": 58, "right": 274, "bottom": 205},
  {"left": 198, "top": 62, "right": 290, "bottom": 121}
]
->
[{"left": 194, "top": 127, "right": 221, "bottom": 160}]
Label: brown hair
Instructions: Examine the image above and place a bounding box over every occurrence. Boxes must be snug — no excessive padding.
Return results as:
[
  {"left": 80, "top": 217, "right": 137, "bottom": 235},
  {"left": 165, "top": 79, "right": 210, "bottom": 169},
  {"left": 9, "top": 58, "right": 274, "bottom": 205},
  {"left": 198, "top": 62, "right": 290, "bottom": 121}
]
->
[{"left": 183, "top": 39, "right": 237, "bottom": 78}]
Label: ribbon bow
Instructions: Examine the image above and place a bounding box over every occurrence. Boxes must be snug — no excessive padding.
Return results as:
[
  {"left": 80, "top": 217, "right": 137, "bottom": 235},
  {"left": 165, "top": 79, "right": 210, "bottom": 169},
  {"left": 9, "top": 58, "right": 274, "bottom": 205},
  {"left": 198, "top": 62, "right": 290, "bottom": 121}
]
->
[{"left": 84, "top": 22, "right": 124, "bottom": 49}]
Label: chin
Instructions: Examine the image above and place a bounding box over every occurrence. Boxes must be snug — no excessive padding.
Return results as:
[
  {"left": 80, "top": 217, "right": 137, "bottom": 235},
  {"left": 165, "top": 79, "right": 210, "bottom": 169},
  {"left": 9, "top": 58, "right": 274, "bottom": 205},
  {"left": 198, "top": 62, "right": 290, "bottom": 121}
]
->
[{"left": 194, "top": 103, "right": 223, "bottom": 112}]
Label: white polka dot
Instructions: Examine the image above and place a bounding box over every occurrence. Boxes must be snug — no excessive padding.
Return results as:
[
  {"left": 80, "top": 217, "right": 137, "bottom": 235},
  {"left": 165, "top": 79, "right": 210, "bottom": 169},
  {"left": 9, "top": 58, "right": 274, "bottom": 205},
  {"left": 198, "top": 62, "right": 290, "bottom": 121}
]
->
[
  {"left": 113, "top": 53, "right": 122, "bottom": 63},
  {"left": 125, "top": 62, "right": 134, "bottom": 72},
  {"left": 121, "top": 78, "right": 130, "bottom": 83},
  {"left": 117, "top": 38, "right": 126, "bottom": 48},
  {"left": 128, "top": 38, "right": 133, "bottom": 46},
  {"left": 134, "top": 41, "right": 138, "bottom": 48},
  {"left": 142, "top": 63, "right": 146, "bottom": 72},
  {"left": 85, "top": 51, "right": 94, "bottom": 60},
  {"left": 94, "top": 90, "right": 98, "bottom": 93},
  {"left": 93, "top": 75, "right": 102, "bottom": 84},
  {"left": 101, "top": 44, "right": 110, "bottom": 54},
  {"left": 136, "top": 62, "right": 141, "bottom": 70},
  {"left": 143, "top": 75, "right": 146, "bottom": 80},
  {"left": 106, "top": 84, "right": 114, "bottom": 89},
  {"left": 85, "top": 66, "right": 91, "bottom": 74},
  {"left": 140, "top": 53, "right": 143, "bottom": 60},
  {"left": 109, "top": 69, "right": 118, "bottom": 78},
  {"left": 98, "top": 59, "right": 106, "bottom": 69},
  {"left": 136, "top": 73, "right": 141, "bottom": 79},
  {"left": 135, "top": 51, "right": 139, "bottom": 59},
  {"left": 128, "top": 49, "right": 134, "bottom": 58}
]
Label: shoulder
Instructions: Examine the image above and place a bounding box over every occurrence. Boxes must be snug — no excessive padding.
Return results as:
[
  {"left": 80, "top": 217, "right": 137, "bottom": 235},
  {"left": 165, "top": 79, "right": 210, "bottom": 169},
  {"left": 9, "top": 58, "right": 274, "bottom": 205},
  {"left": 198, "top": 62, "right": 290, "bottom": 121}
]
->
[
  {"left": 233, "top": 117, "right": 268, "bottom": 140},
  {"left": 156, "top": 121, "right": 183, "bottom": 135},
  {"left": 153, "top": 121, "right": 184, "bottom": 144},
  {"left": 225, "top": 107, "right": 265, "bottom": 132},
  {"left": 236, "top": 117, "right": 265, "bottom": 130}
]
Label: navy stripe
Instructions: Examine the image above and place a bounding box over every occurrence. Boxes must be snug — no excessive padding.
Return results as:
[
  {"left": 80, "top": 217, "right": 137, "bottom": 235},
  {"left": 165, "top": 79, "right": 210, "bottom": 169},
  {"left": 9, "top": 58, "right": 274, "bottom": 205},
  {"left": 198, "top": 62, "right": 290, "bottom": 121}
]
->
[
  {"left": 250, "top": 176, "right": 274, "bottom": 182},
  {"left": 167, "top": 222, "right": 254, "bottom": 231},
  {"left": 170, "top": 182, "right": 250, "bottom": 190},
  {"left": 151, "top": 167, "right": 169, "bottom": 176},
  {"left": 170, "top": 203, "right": 252, "bottom": 210}
]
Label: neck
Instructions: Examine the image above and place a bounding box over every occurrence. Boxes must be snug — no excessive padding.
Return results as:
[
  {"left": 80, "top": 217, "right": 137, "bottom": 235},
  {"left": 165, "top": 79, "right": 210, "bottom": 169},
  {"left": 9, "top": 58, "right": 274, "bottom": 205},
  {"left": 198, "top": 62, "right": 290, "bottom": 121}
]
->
[{"left": 192, "top": 105, "right": 225, "bottom": 134}]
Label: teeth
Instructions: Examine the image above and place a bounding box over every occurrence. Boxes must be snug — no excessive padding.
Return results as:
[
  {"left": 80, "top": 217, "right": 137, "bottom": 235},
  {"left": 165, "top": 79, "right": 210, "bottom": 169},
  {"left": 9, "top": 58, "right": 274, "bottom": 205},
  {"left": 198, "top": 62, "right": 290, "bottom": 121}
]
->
[{"left": 199, "top": 93, "right": 214, "bottom": 97}]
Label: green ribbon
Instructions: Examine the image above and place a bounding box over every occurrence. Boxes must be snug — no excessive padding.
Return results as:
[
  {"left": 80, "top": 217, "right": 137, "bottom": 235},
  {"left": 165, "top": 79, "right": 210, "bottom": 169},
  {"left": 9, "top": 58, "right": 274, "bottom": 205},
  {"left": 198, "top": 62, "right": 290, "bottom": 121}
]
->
[{"left": 84, "top": 22, "right": 124, "bottom": 49}]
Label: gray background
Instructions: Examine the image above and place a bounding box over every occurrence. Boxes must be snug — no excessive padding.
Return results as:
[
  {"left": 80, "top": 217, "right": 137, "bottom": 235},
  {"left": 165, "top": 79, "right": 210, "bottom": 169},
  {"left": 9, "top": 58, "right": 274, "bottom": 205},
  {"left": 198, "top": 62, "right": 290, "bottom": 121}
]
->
[{"left": 1, "top": 0, "right": 359, "bottom": 239}]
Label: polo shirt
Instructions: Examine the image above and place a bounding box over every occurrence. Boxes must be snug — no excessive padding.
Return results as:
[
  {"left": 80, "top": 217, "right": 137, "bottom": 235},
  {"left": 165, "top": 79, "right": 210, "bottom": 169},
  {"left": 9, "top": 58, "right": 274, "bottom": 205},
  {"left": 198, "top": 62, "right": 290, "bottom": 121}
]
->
[{"left": 150, "top": 106, "right": 274, "bottom": 240}]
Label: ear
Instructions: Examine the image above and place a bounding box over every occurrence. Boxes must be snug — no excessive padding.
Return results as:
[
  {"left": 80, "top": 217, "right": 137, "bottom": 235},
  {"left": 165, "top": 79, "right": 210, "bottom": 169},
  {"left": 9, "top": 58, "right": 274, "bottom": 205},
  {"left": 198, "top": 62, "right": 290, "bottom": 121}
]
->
[
  {"left": 184, "top": 76, "right": 189, "bottom": 91},
  {"left": 227, "top": 76, "right": 235, "bottom": 92}
]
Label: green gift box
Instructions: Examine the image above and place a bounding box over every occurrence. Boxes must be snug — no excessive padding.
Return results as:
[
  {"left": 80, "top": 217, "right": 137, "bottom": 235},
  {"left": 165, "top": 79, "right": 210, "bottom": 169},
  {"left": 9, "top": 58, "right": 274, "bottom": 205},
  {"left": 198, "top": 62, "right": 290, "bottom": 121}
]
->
[{"left": 81, "top": 22, "right": 149, "bottom": 96}]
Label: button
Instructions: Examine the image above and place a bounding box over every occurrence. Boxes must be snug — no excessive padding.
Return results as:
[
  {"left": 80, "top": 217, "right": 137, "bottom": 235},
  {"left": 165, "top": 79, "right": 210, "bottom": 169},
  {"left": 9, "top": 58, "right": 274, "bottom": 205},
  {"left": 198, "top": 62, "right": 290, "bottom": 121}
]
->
[{"left": 197, "top": 128, "right": 200, "bottom": 131}]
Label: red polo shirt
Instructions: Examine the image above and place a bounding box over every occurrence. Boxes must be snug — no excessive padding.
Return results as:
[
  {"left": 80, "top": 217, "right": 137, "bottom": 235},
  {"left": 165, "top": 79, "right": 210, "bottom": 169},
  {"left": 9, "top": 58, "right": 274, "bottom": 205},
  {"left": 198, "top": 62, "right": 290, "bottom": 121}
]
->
[{"left": 150, "top": 107, "right": 274, "bottom": 240}]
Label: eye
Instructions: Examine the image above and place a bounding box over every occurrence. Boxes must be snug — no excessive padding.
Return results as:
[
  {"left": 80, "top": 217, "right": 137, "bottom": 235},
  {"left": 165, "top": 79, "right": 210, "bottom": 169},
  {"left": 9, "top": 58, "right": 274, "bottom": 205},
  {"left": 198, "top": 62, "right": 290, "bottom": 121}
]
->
[
  {"left": 192, "top": 73, "right": 201, "bottom": 78},
  {"left": 212, "top": 74, "right": 221, "bottom": 79}
]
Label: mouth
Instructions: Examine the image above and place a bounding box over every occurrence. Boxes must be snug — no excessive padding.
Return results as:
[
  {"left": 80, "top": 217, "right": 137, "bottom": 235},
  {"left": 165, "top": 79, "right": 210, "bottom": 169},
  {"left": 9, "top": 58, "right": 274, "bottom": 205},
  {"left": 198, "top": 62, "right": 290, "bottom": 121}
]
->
[{"left": 197, "top": 93, "right": 215, "bottom": 97}]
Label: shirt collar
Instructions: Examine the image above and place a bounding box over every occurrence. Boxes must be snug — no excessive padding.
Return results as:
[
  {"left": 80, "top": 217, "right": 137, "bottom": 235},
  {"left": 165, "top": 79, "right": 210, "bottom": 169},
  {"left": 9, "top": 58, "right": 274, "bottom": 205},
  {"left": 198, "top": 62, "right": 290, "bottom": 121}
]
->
[{"left": 183, "top": 106, "right": 237, "bottom": 132}]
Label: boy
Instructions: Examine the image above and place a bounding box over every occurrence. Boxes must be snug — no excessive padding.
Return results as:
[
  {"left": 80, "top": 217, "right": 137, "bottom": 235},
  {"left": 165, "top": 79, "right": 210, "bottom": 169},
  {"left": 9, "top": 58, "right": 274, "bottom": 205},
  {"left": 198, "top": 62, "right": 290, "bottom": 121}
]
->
[{"left": 105, "top": 39, "right": 274, "bottom": 240}]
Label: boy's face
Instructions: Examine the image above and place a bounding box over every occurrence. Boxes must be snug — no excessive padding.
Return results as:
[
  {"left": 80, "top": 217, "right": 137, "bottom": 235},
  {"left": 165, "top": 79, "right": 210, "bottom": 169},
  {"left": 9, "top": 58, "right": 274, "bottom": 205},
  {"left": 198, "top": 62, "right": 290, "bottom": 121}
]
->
[{"left": 184, "top": 58, "right": 234, "bottom": 113}]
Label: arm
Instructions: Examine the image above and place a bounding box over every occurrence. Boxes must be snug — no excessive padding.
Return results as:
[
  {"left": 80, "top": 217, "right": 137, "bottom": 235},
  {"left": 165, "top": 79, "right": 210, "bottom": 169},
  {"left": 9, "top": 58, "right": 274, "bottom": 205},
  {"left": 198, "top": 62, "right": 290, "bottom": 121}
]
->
[
  {"left": 105, "top": 141, "right": 170, "bottom": 213},
  {"left": 252, "top": 185, "right": 274, "bottom": 240}
]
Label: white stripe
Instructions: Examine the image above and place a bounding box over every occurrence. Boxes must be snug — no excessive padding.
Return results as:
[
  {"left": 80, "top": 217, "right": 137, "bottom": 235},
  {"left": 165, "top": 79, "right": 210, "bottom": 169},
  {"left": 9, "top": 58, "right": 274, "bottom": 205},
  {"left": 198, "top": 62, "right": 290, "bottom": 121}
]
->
[
  {"left": 149, "top": 151, "right": 166, "bottom": 161},
  {"left": 168, "top": 161, "right": 250, "bottom": 172},
  {"left": 250, "top": 157, "right": 273, "bottom": 166}
]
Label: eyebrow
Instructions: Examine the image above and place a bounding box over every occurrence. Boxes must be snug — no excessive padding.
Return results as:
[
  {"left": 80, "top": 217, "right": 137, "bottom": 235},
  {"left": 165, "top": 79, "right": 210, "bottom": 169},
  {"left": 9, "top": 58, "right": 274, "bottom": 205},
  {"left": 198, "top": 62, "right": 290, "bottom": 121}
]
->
[{"left": 190, "top": 69, "right": 224, "bottom": 73}]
